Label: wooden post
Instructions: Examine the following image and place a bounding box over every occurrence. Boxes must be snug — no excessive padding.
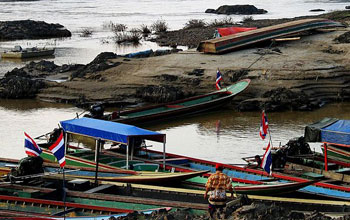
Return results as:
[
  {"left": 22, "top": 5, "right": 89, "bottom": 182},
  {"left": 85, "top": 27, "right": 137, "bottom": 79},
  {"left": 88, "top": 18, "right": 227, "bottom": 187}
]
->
[{"left": 324, "top": 143, "right": 328, "bottom": 171}]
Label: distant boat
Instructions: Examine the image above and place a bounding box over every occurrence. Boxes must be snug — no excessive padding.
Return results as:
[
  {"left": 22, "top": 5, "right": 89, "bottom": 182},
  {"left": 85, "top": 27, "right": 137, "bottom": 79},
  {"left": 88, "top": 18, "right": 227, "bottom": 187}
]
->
[
  {"left": 102, "top": 79, "right": 251, "bottom": 125},
  {"left": 0, "top": 45, "right": 55, "bottom": 59},
  {"left": 198, "top": 18, "right": 344, "bottom": 54}
]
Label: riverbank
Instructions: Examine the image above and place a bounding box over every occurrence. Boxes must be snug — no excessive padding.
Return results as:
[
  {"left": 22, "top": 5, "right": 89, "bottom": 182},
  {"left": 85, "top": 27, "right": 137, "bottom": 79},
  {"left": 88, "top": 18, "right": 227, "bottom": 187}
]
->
[{"left": 2, "top": 11, "right": 350, "bottom": 111}]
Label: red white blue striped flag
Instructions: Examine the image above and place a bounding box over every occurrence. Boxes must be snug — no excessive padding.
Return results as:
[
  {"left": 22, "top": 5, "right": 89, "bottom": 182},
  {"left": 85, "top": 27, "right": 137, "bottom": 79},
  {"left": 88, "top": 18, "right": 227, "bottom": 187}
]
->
[
  {"left": 24, "top": 132, "right": 42, "bottom": 157},
  {"left": 215, "top": 70, "right": 223, "bottom": 90},
  {"left": 259, "top": 110, "right": 268, "bottom": 140},
  {"left": 261, "top": 141, "right": 272, "bottom": 175},
  {"left": 49, "top": 131, "right": 66, "bottom": 168}
]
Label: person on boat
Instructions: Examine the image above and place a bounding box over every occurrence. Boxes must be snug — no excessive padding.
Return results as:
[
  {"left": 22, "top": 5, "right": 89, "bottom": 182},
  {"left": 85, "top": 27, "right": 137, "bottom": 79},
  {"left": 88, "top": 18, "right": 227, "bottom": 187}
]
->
[{"left": 204, "top": 164, "right": 233, "bottom": 219}]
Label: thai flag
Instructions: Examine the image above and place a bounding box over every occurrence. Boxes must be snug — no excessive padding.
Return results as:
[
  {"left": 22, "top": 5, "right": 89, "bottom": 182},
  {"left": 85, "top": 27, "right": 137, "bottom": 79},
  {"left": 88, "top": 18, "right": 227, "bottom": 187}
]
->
[
  {"left": 216, "top": 70, "right": 223, "bottom": 90},
  {"left": 261, "top": 141, "right": 272, "bottom": 175},
  {"left": 49, "top": 131, "right": 66, "bottom": 168},
  {"left": 259, "top": 110, "right": 268, "bottom": 140},
  {"left": 24, "top": 132, "right": 42, "bottom": 157}
]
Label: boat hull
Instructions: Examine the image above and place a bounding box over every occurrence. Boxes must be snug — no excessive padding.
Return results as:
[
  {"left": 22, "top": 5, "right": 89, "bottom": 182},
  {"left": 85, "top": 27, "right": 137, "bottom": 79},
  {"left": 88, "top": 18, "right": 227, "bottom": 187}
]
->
[
  {"left": 1, "top": 49, "right": 55, "bottom": 59},
  {"left": 110, "top": 79, "right": 250, "bottom": 125}
]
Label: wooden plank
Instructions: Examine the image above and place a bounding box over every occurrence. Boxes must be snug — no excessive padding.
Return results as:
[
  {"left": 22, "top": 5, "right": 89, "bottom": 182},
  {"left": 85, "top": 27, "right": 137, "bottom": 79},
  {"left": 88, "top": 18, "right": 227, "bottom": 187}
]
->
[
  {"left": 66, "top": 190, "right": 208, "bottom": 210},
  {"left": 84, "top": 184, "right": 116, "bottom": 193},
  {"left": 287, "top": 162, "right": 350, "bottom": 183}
]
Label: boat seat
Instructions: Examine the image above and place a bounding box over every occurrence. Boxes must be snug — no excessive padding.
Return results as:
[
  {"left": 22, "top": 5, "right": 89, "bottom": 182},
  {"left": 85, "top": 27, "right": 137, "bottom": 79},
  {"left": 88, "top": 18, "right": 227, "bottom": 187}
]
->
[
  {"left": 84, "top": 184, "right": 116, "bottom": 193},
  {"left": 301, "top": 172, "right": 324, "bottom": 180},
  {"left": 335, "top": 168, "right": 350, "bottom": 174},
  {"left": 154, "top": 157, "right": 189, "bottom": 166}
]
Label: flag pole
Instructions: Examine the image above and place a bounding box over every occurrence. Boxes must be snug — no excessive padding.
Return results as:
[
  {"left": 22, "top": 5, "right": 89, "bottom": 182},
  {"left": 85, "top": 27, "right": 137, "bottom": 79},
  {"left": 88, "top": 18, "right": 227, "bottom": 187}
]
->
[
  {"left": 63, "top": 131, "right": 68, "bottom": 220},
  {"left": 264, "top": 110, "right": 273, "bottom": 148},
  {"left": 62, "top": 167, "right": 66, "bottom": 220}
]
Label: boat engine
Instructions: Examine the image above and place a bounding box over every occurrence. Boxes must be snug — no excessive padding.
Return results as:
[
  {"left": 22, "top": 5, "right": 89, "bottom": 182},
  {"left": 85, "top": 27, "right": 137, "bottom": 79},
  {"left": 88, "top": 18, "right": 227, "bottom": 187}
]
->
[
  {"left": 85, "top": 102, "right": 105, "bottom": 119},
  {"left": 9, "top": 156, "right": 44, "bottom": 183},
  {"left": 272, "top": 136, "right": 312, "bottom": 169}
]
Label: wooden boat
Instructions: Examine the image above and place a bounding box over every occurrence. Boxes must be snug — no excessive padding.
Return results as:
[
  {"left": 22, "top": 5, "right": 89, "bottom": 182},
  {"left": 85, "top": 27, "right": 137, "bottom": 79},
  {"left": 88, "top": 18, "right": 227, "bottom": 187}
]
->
[
  {"left": 99, "top": 147, "right": 350, "bottom": 201},
  {"left": 197, "top": 18, "right": 343, "bottom": 54},
  {"left": 1, "top": 45, "right": 55, "bottom": 59},
  {"left": 39, "top": 149, "right": 315, "bottom": 196},
  {"left": 44, "top": 174, "right": 350, "bottom": 214},
  {"left": 0, "top": 188, "right": 173, "bottom": 219},
  {"left": 321, "top": 144, "right": 350, "bottom": 163},
  {"left": 0, "top": 157, "right": 208, "bottom": 185},
  {"left": 105, "top": 79, "right": 250, "bottom": 125}
]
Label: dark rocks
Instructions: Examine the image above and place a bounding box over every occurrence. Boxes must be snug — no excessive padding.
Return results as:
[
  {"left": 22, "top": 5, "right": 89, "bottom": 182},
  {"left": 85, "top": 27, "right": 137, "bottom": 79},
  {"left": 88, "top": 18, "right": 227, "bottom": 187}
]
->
[
  {"left": 237, "top": 88, "right": 320, "bottom": 112},
  {"left": 0, "top": 20, "right": 71, "bottom": 40},
  {"left": 159, "top": 74, "right": 179, "bottom": 82},
  {"left": 310, "top": 9, "right": 325, "bottom": 12},
  {"left": 334, "top": 31, "right": 350, "bottom": 43},
  {"left": 71, "top": 52, "right": 120, "bottom": 79},
  {"left": 346, "top": 6, "right": 350, "bottom": 10},
  {"left": 0, "top": 74, "right": 46, "bottom": 98},
  {"left": 206, "top": 5, "right": 268, "bottom": 15},
  {"left": 136, "top": 85, "right": 186, "bottom": 103},
  {"left": 225, "top": 69, "right": 249, "bottom": 83},
  {"left": 187, "top": 69, "right": 204, "bottom": 77},
  {"left": 205, "top": 9, "right": 216, "bottom": 14},
  {"left": 5, "top": 60, "right": 59, "bottom": 78}
]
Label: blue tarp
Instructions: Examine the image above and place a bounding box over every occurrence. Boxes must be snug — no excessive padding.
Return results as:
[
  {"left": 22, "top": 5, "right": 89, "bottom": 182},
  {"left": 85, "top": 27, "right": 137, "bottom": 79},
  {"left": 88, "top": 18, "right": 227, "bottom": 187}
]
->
[
  {"left": 321, "top": 120, "right": 350, "bottom": 146},
  {"left": 60, "top": 118, "right": 165, "bottom": 144}
]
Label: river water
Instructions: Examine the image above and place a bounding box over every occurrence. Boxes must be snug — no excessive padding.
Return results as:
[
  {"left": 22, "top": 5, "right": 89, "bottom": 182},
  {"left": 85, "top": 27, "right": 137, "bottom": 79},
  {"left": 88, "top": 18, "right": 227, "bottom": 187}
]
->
[
  {"left": 0, "top": 0, "right": 349, "bottom": 76},
  {"left": 1, "top": 0, "right": 350, "bottom": 163},
  {"left": 1, "top": 99, "right": 350, "bottom": 164}
]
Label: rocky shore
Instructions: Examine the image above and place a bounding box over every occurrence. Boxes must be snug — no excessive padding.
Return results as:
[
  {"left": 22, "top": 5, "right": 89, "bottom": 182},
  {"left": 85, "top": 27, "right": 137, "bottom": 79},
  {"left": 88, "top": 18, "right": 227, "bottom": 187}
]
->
[
  {"left": 0, "top": 20, "right": 71, "bottom": 40},
  {"left": 1, "top": 11, "right": 350, "bottom": 112}
]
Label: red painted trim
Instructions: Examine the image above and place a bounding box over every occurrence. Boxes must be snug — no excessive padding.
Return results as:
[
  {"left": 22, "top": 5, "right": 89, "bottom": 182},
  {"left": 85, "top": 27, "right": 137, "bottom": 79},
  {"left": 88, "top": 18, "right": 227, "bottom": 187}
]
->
[
  {"left": 324, "top": 143, "right": 328, "bottom": 171},
  {"left": 323, "top": 142, "right": 350, "bottom": 148},
  {"left": 145, "top": 149, "right": 350, "bottom": 192}
]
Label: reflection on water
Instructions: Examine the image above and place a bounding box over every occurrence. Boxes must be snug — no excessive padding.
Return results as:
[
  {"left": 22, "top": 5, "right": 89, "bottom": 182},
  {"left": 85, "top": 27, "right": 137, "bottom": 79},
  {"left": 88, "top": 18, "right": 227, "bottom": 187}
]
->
[{"left": 1, "top": 99, "right": 350, "bottom": 164}]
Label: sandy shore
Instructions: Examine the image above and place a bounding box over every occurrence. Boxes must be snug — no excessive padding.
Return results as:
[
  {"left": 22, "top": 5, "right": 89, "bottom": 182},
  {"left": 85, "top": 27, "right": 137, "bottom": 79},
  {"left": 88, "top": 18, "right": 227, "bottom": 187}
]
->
[{"left": 37, "top": 24, "right": 350, "bottom": 110}]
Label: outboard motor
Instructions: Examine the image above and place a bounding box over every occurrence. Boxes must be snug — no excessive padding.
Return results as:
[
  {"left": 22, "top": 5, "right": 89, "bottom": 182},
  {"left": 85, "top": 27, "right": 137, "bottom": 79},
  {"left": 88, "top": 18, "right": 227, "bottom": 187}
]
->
[
  {"left": 9, "top": 156, "right": 44, "bottom": 183},
  {"left": 272, "top": 136, "right": 312, "bottom": 169},
  {"left": 87, "top": 102, "right": 105, "bottom": 119}
]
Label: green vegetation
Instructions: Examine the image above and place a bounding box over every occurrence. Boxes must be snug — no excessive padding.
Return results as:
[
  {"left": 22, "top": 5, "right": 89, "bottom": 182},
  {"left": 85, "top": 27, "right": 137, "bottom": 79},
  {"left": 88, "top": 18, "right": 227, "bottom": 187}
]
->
[
  {"left": 151, "top": 19, "right": 168, "bottom": 33},
  {"left": 184, "top": 19, "right": 207, "bottom": 29}
]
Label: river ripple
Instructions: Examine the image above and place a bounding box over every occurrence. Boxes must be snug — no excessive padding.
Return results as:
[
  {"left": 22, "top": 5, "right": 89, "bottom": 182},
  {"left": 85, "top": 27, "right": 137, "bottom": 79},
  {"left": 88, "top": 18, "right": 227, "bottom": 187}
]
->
[{"left": 2, "top": 100, "right": 350, "bottom": 163}]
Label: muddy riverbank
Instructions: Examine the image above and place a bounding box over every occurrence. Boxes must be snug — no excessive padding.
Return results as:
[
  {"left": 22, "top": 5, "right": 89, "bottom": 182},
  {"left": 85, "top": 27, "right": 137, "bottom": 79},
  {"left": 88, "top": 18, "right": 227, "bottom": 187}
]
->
[{"left": 1, "top": 11, "right": 350, "bottom": 111}]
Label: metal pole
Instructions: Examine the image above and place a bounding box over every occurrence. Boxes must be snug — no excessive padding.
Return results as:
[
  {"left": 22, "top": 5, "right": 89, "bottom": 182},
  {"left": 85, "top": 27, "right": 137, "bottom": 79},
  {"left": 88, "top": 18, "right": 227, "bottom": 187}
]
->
[
  {"left": 62, "top": 167, "right": 66, "bottom": 220},
  {"left": 131, "top": 138, "right": 134, "bottom": 161},
  {"left": 126, "top": 138, "right": 129, "bottom": 170},
  {"left": 163, "top": 141, "right": 166, "bottom": 171},
  {"left": 94, "top": 139, "right": 101, "bottom": 186},
  {"left": 324, "top": 143, "right": 328, "bottom": 171},
  {"left": 64, "top": 132, "right": 68, "bottom": 154},
  {"left": 265, "top": 111, "right": 273, "bottom": 148}
]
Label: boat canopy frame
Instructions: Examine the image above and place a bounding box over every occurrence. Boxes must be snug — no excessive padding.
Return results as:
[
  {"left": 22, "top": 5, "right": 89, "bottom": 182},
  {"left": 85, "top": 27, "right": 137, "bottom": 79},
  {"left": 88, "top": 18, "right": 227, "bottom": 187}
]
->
[
  {"left": 304, "top": 118, "right": 350, "bottom": 171},
  {"left": 60, "top": 117, "right": 166, "bottom": 170}
]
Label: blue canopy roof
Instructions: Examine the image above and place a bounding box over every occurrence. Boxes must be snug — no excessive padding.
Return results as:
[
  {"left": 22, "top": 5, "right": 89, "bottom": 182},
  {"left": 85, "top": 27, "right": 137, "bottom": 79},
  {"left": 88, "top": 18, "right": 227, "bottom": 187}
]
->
[
  {"left": 321, "top": 120, "right": 350, "bottom": 146},
  {"left": 60, "top": 118, "right": 165, "bottom": 144}
]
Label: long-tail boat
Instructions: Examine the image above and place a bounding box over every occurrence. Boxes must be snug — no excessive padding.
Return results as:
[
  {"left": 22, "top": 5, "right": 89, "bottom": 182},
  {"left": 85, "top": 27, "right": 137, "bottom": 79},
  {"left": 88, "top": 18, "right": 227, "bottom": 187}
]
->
[
  {"left": 197, "top": 18, "right": 344, "bottom": 54},
  {"left": 0, "top": 157, "right": 208, "bottom": 185},
  {"left": 89, "top": 79, "right": 250, "bottom": 125},
  {"left": 93, "top": 147, "right": 350, "bottom": 201},
  {"left": 38, "top": 117, "right": 350, "bottom": 200}
]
